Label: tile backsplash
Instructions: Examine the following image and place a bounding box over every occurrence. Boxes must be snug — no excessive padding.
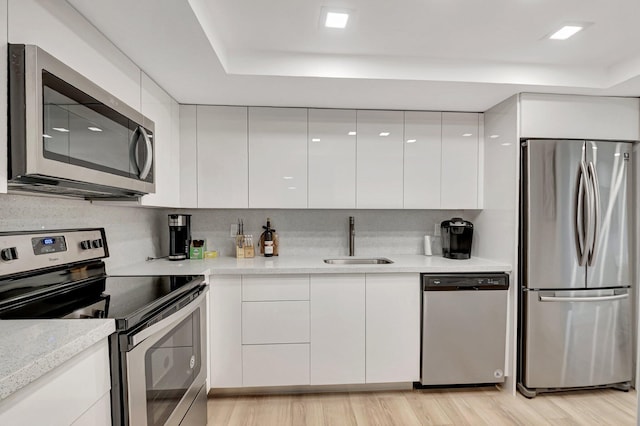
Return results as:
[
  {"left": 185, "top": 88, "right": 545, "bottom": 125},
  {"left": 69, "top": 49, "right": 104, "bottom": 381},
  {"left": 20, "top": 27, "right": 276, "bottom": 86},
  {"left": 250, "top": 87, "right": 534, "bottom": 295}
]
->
[
  {"left": 165, "top": 209, "right": 480, "bottom": 257},
  {"left": 0, "top": 194, "right": 164, "bottom": 269}
]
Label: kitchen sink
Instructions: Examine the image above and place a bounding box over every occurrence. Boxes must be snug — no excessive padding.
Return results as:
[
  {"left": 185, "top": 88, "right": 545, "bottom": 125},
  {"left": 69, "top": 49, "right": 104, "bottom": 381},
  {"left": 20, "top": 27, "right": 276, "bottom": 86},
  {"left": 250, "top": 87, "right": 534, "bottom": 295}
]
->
[{"left": 323, "top": 257, "right": 394, "bottom": 265}]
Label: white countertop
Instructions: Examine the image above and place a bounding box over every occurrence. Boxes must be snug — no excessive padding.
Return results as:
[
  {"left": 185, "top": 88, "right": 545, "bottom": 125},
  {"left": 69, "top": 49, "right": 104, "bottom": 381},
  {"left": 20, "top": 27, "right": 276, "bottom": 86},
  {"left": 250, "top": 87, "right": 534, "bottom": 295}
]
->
[
  {"left": 0, "top": 319, "right": 115, "bottom": 401},
  {"left": 109, "top": 255, "right": 511, "bottom": 276}
]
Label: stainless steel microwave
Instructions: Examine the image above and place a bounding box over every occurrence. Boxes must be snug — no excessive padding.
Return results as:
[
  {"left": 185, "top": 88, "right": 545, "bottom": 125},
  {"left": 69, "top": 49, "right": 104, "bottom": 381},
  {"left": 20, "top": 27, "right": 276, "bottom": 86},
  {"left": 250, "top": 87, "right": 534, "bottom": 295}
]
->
[{"left": 8, "top": 44, "right": 155, "bottom": 199}]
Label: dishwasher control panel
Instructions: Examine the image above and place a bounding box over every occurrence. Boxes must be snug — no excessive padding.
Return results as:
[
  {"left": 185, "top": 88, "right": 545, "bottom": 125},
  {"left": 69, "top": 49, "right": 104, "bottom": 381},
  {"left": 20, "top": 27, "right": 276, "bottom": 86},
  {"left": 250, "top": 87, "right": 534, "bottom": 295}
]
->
[{"left": 422, "top": 273, "right": 509, "bottom": 291}]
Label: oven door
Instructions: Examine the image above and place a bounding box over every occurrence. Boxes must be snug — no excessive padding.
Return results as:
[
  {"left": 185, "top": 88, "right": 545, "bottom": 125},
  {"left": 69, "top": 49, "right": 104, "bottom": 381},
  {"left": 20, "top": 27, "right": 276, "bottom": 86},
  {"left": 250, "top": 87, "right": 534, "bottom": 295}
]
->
[{"left": 125, "top": 290, "right": 207, "bottom": 426}]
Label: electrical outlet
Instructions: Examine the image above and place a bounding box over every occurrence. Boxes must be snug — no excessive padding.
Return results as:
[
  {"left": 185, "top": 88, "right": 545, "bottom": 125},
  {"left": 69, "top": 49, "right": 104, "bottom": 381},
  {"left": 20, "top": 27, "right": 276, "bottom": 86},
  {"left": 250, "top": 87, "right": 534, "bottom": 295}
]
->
[{"left": 230, "top": 223, "right": 238, "bottom": 237}]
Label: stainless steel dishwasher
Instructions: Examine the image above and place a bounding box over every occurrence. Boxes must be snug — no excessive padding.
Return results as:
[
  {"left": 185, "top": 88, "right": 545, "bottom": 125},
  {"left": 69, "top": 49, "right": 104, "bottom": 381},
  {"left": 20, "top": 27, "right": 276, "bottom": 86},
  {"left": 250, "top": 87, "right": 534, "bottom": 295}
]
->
[{"left": 421, "top": 273, "right": 509, "bottom": 386}]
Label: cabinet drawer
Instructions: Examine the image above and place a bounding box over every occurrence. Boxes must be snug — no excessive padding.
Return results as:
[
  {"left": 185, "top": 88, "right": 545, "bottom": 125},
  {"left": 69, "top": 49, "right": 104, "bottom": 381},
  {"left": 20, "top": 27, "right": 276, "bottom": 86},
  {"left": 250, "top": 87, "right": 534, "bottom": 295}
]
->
[
  {"left": 242, "top": 301, "right": 310, "bottom": 344},
  {"left": 242, "top": 274, "right": 309, "bottom": 301},
  {"left": 243, "top": 344, "right": 310, "bottom": 387}
]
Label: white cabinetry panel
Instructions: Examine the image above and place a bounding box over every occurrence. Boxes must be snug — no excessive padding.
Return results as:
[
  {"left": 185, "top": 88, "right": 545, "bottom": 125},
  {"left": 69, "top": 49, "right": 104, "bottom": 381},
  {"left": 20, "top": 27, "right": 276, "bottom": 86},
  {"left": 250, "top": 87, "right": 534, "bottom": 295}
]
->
[
  {"left": 308, "top": 109, "right": 357, "bottom": 208},
  {"left": 242, "top": 301, "right": 310, "bottom": 344},
  {"left": 179, "top": 105, "right": 198, "bottom": 208},
  {"left": 0, "top": 340, "right": 111, "bottom": 426},
  {"left": 140, "top": 73, "right": 180, "bottom": 207},
  {"left": 310, "top": 274, "right": 365, "bottom": 385},
  {"left": 248, "top": 107, "right": 308, "bottom": 208},
  {"left": 356, "top": 110, "right": 404, "bottom": 208},
  {"left": 404, "top": 111, "right": 442, "bottom": 209},
  {"left": 242, "top": 274, "right": 309, "bottom": 301},
  {"left": 243, "top": 344, "right": 310, "bottom": 387},
  {"left": 197, "top": 106, "right": 248, "bottom": 208},
  {"left": 441, "top": 112, "right": 479, "bottom": 209},
  {"left": 210, "top": 275, "right": 242, "bottom": 388},
  {"left": 71, "top": 392, "right": 111, "bottom": 426},
  {"left": 365, "top": 273, "right": 421, "bottom": 383}
]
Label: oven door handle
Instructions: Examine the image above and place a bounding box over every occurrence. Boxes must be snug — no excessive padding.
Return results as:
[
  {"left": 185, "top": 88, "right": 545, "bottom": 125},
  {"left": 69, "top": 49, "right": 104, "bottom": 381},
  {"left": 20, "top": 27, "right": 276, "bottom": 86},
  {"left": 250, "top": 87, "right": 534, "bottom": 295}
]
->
[{"left": 129, "top": 289, "right": 208, "bottom": 348}]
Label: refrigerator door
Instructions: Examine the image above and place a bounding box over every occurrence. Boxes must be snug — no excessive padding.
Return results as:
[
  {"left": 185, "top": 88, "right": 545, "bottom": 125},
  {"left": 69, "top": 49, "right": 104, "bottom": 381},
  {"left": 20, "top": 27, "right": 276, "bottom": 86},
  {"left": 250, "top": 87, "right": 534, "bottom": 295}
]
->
[
  {"left": 522, "top": 288, "right": 632, "bottom": 389},
  {"left": 523, "top": 140, "right": 586, "bottom": 289},
  {"left": 585, "top": 141, "right": 632, "bottom": 288}
]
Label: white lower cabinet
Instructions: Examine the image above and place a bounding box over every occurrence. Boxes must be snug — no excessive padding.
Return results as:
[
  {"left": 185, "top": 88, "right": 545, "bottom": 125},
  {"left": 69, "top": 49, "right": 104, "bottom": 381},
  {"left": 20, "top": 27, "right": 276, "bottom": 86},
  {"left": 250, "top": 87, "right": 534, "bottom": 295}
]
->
[
  {"left": 0, "top": 339, "right": 111, "bottom": 426},
  {"left": 310, "top": 274, "right": 365, "bottom": 385},
  {"left": 365, "top": 273, "right": 421, "bottom": 383},
  {"left": 210, "top": 273, "right": 420, "bottom": 390},
  {"left": 242, "top": 344, "right": 310, "bottom": 387}
]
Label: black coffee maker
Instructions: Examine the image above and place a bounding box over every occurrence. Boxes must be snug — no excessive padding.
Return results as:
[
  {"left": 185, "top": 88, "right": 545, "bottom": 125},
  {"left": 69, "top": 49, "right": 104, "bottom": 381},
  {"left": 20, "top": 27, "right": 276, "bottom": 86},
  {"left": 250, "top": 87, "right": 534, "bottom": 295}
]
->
[
  {"left": 168, "top": 214, "right": 191, "bottom": 261},
  {"left": 440, "top": 218, "right": 473, "bottom": 259}
]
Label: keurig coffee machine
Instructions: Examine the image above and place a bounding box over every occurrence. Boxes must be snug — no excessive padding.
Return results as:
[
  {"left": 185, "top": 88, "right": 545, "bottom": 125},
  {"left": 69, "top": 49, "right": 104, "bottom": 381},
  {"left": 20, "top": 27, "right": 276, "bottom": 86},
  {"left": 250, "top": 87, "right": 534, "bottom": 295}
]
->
[
  {"left": 440, "top": 217, "right": 473, "bottom": 259},
  {"left": 169, "top": 214, "right": 191, "bottom": 261}
]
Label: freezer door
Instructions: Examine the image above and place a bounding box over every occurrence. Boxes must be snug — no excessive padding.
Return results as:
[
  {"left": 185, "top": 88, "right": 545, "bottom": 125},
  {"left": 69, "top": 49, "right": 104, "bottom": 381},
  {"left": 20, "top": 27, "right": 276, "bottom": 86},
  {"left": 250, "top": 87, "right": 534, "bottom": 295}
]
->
[
  {"left": 585, "top": 141, "right": 632, "bottom": 288},
  {"left": 523, "top": 140, "right": 586, "bottom": 289},
  {"left": 522, "top": 288, "right": 631, "bottom": 389}
]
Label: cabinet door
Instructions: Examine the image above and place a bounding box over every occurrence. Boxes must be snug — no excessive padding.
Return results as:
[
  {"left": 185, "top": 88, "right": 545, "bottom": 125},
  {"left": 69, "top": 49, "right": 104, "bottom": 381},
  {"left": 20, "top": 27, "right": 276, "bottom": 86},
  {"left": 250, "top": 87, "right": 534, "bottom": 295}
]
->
[
  {"left": 242, "top": 301, "right": 310, "bottom": 344},
  {"left": 242, "top": 344, "right": 310, "bottom": 387},
  {"left": 197, "top": 106, "right": 248, "bottom": 208},
  {"left": 248, "top": 107, "right": 307, "bottom": 208},
  {"left": 308, "top": 109, "right": 357, "bottom": 208},
  {"left": 310, "top": 274, "right": 365, "bottom": 385},
  {"left": 403, "top": 111, "right": 442, "bottom": 209},
  {"left": 441, "top": 112, "right": 480, "bottom": 209},
  {"left": 210, "top": 275, "right": 242, "bottom": 388},
  {"left": 356, "top": 110, "right": 404, "bottom": 208},
  {"left": 140, "top": 73, "right": 180, "bottom": 207},
  {"left": 179, "top": 105, "right": 198, "bottom": 208},
  {"left": 365, "top": 273, "right": 420, "bottom": 383}
]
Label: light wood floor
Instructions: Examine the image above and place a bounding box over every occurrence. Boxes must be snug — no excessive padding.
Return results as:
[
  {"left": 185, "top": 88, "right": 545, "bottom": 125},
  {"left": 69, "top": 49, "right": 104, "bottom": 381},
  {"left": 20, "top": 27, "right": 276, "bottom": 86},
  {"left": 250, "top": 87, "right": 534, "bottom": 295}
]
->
[{"left": 207, "top": 387, "right": 636, "bottom": 425}]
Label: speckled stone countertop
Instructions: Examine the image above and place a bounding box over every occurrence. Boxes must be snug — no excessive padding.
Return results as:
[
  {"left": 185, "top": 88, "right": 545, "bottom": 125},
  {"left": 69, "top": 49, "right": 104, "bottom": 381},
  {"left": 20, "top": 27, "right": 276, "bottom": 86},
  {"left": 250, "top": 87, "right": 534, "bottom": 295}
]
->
[
  {"left": 0, "top": 319, "right": 115, "bottom": 401},
  {"left": 109, "top": 254, "right": 511, "bottom": 276}
]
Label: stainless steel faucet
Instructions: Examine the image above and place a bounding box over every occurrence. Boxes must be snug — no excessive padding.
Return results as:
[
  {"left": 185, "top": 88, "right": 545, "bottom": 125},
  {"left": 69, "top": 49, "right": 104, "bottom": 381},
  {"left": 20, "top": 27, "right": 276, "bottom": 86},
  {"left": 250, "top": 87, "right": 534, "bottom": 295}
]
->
[{"left": 349, "top": 216, "right": 355, "bottom": 256}]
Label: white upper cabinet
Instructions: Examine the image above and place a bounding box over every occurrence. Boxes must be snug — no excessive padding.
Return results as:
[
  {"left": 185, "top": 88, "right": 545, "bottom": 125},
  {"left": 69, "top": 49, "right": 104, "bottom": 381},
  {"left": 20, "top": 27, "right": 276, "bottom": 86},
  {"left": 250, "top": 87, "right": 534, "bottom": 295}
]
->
[
  {"left": 308, "top": 109, "right": 357, "bottom": 208},
  {"left": 140, "top": 73, "right": 180, "bottom": 207},
  {"left": 248, "top": 107, "right": 308, "bottom": 208},
  {"left": 179, "top": 105, "right": 198, "bottom": 208},
  {"left": 197, "top": 106, "right": 249, "bottom": 208},
  {"left": 403, "top": 111, "right": 442, "bottom": 209},
  {"left": 441, "top": 112, "right": 480, "bottom": 209},
  {"left": 356, "top": 110, "right": 404, "bottom": 208}
]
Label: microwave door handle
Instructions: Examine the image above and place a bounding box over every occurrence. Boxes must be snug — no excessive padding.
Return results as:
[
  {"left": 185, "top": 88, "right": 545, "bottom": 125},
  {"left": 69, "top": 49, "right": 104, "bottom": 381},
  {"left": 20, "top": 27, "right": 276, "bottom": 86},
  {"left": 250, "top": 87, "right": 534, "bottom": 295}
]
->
[{"left": 138, "top": 127, "right": 153, "bottom": 180}]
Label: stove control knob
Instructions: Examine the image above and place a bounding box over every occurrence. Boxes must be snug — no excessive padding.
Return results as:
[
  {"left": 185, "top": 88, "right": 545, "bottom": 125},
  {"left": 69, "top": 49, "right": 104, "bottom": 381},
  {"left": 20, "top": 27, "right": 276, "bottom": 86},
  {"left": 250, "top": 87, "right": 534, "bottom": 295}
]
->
[
  {"left": 91, "top": 239, "right": 103, "bottom": 249},
  {"left": 1, "top": 247, "right": 18, "bottom": 261},
  {"left": 80, "top": 240, "right": 92, "bottom": 250}
]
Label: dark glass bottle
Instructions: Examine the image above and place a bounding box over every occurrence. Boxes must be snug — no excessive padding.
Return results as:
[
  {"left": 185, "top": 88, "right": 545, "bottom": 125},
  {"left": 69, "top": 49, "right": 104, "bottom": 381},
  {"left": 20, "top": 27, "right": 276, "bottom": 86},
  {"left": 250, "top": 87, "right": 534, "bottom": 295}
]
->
[{"left": 263, "top": 218, "right": 274, "bottom": 257}]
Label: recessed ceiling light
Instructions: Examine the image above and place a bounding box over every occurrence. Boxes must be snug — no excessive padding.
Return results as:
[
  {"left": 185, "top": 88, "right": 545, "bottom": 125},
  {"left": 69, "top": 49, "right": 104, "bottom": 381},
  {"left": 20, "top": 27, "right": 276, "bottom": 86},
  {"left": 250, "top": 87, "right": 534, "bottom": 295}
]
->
[
  {"left": 490, "top": 134, "right": 500, "bottom": 139},
  {"left": 406, "top": 139, "right": 417, "bottom": 143},
  {"left": 348, "top": 131, "right": 357, "bottom": 136},
  {"left": 42, "top": 134, "right": 52, "bottom": 139},
  {"left": 614, "top": 153, "right": 621, "bottom": 157},
  {"left": 311, "top": 138, "right": 321, "bottom": 142},
  {"left": 501, "top": 142, "right": 512, "bottom": 146},
  {"left": 287, "top": 186, "right": 297, "bottom": 190},
  {"left": 462, "top": 133, "right": 473, "bottom": 137},
  {"left": 283, "top": 176, "right": 294, "bottom": 180},
  {"left": 379, "top": 132, "right": 390, "bottom": 137},
  {"left": 87, "top": 126, "right": 102, "bottom": 132},
  {"left": 549, "top": 25, "right": 583, "bottom": 40},
  {"left": 52, "top": 127, "right": 70, "bottom": 133},
  {"left": 325, "top": 12, "right": 349, "bottom": 29}
]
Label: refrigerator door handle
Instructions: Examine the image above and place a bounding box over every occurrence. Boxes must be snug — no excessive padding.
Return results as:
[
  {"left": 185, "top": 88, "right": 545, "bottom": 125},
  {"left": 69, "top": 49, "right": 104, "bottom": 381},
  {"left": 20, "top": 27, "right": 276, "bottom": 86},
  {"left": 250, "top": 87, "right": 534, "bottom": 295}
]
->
[
  {"left": 574, "top": 161, "right": 590, "bottom": 266},
  {"left": 587, "top": 161, "right": 600, "bottom": 266},
  {"left": 539, "top": 293, "right": 628, "bottom": 303}
]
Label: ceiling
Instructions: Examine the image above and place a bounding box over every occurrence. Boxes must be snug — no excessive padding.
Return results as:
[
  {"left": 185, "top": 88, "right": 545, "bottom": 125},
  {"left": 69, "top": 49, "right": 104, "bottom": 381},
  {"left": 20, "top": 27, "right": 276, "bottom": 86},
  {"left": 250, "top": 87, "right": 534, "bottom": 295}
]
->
[{"left": 67, "top": 0, "right": 640, "bottom": 112}]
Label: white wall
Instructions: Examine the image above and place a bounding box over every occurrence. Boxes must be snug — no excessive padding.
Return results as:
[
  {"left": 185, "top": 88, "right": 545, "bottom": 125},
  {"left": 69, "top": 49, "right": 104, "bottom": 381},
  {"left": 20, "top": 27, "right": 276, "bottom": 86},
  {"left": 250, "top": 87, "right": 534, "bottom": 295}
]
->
[
  {"left": 162, "top": 209, "right": 480, "bottom": 258},
  {"left": 0, "top": 194, "right": 164, "bottom": 269},
  {"left": 1, "top": 0, "right": 7, "bottom": 194},
  {"left": 474, "top": 95, "right": 520, "bottom": 394}
]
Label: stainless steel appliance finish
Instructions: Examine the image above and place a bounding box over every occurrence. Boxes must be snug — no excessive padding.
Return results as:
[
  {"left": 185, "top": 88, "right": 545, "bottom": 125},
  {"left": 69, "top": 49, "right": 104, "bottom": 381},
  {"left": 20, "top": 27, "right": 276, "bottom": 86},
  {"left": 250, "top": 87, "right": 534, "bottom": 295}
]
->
[
  {"left": 421, "top": 273, "right": 509, "bottom": 386},
  {"left": 519, "top": 139, "right": 633, "bottom": 397},
  {"left": 0, "top": 229, "right": 208, "bottom": 425},
  {"left": 8, "top": 44, "right": 155, "bottom": 199}
]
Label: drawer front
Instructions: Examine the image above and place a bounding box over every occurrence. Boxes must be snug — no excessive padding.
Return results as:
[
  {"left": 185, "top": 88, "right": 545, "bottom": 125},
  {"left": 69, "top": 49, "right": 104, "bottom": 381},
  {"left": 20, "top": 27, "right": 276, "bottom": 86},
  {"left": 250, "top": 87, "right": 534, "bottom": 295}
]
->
[
  {"left": 242, "top": 274, "right": 309, "bottom": 301},
  {"left": 242, "top": 301, "right": 310, "bottom": 344},
  {"left": 243, "top": 344, "right": 310, "bottom": 387}
]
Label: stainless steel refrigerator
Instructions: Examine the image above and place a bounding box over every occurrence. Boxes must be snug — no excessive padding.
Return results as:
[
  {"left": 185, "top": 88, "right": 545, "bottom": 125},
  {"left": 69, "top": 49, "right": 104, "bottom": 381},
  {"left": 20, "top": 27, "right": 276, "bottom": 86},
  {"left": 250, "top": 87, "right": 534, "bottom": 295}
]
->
[{"left": 518, "top": 139, "right": 633, "bottom": 398}]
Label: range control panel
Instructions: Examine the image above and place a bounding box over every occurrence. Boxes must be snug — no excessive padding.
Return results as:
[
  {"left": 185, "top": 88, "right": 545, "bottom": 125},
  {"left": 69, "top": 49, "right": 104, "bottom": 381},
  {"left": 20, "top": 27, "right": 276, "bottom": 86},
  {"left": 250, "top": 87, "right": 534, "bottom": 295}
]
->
[{"left": 0, "top": 229, "right": 108, "bottom": 277}]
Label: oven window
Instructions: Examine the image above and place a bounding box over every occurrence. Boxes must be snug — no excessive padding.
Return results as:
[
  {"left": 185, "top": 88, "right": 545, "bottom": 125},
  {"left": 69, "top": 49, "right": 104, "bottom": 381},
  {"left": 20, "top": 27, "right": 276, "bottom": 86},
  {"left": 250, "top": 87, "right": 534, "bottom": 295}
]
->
[
  {"left": 144, "top": 308, "right": 201, "bottom": 426},
  {"left": 41, "top": 71, "right": 153, "bottom": 183}
]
